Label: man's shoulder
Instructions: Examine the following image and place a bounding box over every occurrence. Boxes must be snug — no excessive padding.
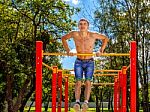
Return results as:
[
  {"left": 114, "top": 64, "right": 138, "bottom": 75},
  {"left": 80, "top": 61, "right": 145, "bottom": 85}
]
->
[
  {"left": 89, "top": 31, "right": 99, "bottom": 34},
  {"left": 88, "top": 31, "right": 98, "bottom": 36},
  {"left": 89, "top": 31, "right": 104, "bottom": 37},
  {"left": 70, "top": 31, "right": 79, "bottom": 36},
  {"left": 71, "top": 30, "right": 79, "bottom": 34}
]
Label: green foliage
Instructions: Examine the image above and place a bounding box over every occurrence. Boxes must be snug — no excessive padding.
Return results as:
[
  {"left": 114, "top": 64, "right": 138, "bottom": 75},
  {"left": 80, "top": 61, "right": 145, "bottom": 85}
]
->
[
  {"left": 0, "top": 0, "right": 79, "bottom": 111},
  {"left": 93, "top": 0, "right": 149, "bottom": 111}
]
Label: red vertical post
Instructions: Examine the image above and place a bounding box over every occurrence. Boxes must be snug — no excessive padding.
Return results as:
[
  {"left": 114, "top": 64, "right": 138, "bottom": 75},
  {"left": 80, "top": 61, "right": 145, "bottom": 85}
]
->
[
  {"left": 117, "top": 72, "right": 121, "bottom": 112},
  {"left": 119, "top": 71, "right": 123, "bottom": 112},
  {"left": 58, "top": 70, "right": 62, "bottom": 112},
  {"left": 114, "top": 76, "right": 118, "bottom": 112},
  {"left": 36, "top": 41, "right": 43, "bottom": 112},
  {"left": 122, "top": 66, "right": 127, "bottom": 112},
  {"left": 130, "top": 41, "right": 136, "bottom": 112},
  {"left": 52, "top": 66, "right": 58, "bottom": 112},
  {"left": 65, "top": 76, "right": 68, "bottom": 112}
]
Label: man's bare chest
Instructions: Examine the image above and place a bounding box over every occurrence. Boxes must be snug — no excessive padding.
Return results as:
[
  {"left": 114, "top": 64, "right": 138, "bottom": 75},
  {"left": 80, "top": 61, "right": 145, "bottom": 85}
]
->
[{"left": 74, "top": 36, "right": 95, "bottom": 44}]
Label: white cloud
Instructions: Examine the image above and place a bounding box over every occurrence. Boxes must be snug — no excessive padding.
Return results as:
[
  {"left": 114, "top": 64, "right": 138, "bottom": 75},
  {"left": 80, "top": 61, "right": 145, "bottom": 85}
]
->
[
  {"left": 72, "top": 0, "right": 79, "bottom": 5},
  {"left": 63, "top": 0, "right": 79, "bottom": 5},
  {"left": 63, "top": 0, "right": 70, "bottom": 1}
]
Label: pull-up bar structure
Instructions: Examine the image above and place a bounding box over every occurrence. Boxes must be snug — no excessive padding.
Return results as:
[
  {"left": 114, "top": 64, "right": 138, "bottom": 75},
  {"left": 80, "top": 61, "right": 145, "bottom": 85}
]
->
[
  {"left": 36, "top": 41, "right": 137, "bottom": 112},
  {"left": 43, "top": 52, "right": 130, "bottom": 56}
]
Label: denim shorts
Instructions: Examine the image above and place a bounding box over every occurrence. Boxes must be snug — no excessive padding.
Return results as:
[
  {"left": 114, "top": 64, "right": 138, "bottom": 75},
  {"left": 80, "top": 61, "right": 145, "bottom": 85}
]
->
[{"left": 74, "top": 58, "right": 94, "bottom": 81}]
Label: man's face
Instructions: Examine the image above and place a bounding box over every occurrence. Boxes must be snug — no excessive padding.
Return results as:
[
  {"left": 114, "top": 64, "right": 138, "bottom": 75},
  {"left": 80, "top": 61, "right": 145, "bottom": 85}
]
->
[{"left": 78, "top": 20, "right": 89, "bottom": 31}]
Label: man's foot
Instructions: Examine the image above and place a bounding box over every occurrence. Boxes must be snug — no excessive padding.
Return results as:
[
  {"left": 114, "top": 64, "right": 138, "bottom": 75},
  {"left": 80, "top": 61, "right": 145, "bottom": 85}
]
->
[
  {"left": 73, "top": 102, "right": 81, "bottom": 112},
  {"left": 81, "top": 102, "right": 88, "bottom": 112}
]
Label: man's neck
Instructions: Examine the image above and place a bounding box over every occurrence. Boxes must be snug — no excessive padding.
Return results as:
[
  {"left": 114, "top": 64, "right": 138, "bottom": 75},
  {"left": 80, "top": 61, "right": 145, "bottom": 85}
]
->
[{"left": 79, "top": 31, "right": 88, "bottom": 37}]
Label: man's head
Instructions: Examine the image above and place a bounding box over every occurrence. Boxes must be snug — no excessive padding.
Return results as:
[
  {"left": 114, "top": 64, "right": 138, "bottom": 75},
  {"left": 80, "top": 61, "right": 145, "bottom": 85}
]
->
[{"left": 78, "top": 18, "right": 89, "bottom": 31}]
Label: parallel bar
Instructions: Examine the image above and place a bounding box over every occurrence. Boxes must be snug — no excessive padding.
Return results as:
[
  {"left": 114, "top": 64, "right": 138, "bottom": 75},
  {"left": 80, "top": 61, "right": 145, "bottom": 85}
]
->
[
  {"left": 126, "top": 65, "right": 130, "bottom": 70},
  {"left": 69, "top": 83, "right": 114, "bottom": 86},
  {"left": 95, "top": 70, "right": 121, "bottom": 72},
  {"left": 35, "top": 41, "right": 43, "bottom": 112},
  {"left": 43, "top": 52, "right": 130, "bottom": 56},
  {"left": 42, "top": 62, "right": 52, "bottom": 70},
  {"left": 94, "top": 74, "right": 118, "bottom": 76},
  {"left": 62, "top": 69, "right": 121, "bottom": 72},
  {"left": 130, "top": 41, "right": 137, "bottom": 112},
  {"left": 63, "top": 74, "right": 118, "bottom": 77}
]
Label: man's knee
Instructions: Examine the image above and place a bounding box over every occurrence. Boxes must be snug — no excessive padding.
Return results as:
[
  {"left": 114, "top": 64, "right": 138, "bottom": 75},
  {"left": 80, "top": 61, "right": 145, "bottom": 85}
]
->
[
  {"left": 85, "top": 80, "right": 91, "bottom": 86},
  {"left": 76, "top": 81, "right": 82, "bottom": 87}
]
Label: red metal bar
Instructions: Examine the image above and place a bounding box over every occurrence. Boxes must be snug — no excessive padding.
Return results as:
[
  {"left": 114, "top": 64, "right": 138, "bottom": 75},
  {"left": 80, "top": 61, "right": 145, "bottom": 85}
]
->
[
  {"left": 52, "top": 66, "right": 58, "bottom": 112},
  {"left": 35, "top": 41, "right": 43, "bottom": 112},
  {"left": 119, "top": 71, "right": 123, "bottom": 112},
  {"left": 114, "top": 77, "right": 118, "bottom": 112},
  {"left": 130, "top": 41, "right": 137, "bottom": 112},
  {"left": 65, "top": 77, "right": 68, "bottom": 112},
  {"left": 118, "top": 72, "right": 121, "bottom": 112},
  {"left": 58, "top": 70, "right": 62, "bottom": 112},
  {"left": 122, "top": 66, "right": 127, "bottom": 112}
]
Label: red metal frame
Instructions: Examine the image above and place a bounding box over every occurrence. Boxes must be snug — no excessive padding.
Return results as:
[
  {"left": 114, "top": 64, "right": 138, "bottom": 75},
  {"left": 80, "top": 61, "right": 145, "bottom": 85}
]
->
[
  {"left": 114, "top": 77, "right": 118, "bottom": 112},
  {"left": 122, "top": 66, "right": 127, "bottom": 112},
  {"left": 130, "top": 41, "right": 137, "bottom": 112},
  {"left": 35, "top": 41, "right": 43, "bottom": 112},
  {"left": 35, "top": 41, "right": 137, "bottom": 112},
  {"left": 58, "top": 70, "right": 62, "bottom": 112},
  {"left": 52, "top": 66, "right": 58, "bottom": 112},
  {"left": 65, "top": 77, "right": 69, "bottom": 112},
  {"left": 119, "top": 71, "right": 123, "bottom": 112}
]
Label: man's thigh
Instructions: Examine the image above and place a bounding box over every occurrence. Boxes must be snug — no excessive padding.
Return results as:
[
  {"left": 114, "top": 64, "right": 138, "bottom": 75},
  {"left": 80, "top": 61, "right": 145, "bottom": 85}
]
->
[{"left": 74, "top": 60, "right": 83, "bottom": 80}]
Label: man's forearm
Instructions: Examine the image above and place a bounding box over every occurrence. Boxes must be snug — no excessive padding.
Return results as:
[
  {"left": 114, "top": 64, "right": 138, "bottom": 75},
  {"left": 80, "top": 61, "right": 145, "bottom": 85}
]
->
[
  {"left": 99, "top": 39, "right": 109, "bottom": 52},
  {"left": 62, "top": 39, "right": 70, "bottom": 52}
]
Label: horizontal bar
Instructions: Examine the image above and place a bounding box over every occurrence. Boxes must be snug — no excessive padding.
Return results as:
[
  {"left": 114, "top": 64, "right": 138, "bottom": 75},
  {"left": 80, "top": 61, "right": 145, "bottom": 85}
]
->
[
  {"left": 95, "top": 70, "right": 121, "bottom": 72},
  {"left": 63, "top": 74, "right": 118, "bottom": 77},
  {"left": 126, "top": 65, "right": 130, "bottom": 70},
  {"left": 94, "top": 74, "right": 118, "bottom": 76},
  {"left": 69, "top": 83, "right": 114, "bottom": 86},
  {"left": 42, "top": 62, "right": 52, "bottom": 70},
  {"left": 43, "top": 53, "right": 130, "bottom": 56},
  {"left": 62, "top": 69, "right": 121, "bottom": 73}
]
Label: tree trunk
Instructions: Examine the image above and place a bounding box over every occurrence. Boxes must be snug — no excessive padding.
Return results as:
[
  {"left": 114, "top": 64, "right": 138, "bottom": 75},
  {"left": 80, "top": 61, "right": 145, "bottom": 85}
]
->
[
  {"left": 12, "top": 77, "right": 30, "bottom": 112},
  {"left": 95, "top": 86, "right": 100, "bottom": 112},
  {"left": 6, "top": 74, "right": 13, "bottom": 112},
  {"left": 19, "top": 76, "right": 35, "bottom": 112},
  {"left": 99, "top": 88, "right": 103, "bottom": 112}
]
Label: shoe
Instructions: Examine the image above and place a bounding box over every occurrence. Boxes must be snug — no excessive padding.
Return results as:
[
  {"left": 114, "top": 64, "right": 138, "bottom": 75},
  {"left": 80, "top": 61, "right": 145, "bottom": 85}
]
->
[
  {"left": 81, "top": 102, "right": 88, "bottom": 112},
  {"left": 73, "top": 102, "right": 81, "bottom": 112}
]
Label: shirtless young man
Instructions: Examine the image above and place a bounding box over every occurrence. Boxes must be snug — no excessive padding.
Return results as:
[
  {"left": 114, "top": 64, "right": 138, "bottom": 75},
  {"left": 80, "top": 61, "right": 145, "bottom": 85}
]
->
[{"left": 61, "top": 18, "right": 109, "bottom": 112}]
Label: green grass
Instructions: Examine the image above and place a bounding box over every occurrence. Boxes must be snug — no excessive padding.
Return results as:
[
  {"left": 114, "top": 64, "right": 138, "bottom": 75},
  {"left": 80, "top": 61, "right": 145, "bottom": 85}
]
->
[
  {"left": 24, "top": 107, "right": 143, "bottom": 112},
  {"left": 24, "top": 107, "right": 111, "bottom": 112}
]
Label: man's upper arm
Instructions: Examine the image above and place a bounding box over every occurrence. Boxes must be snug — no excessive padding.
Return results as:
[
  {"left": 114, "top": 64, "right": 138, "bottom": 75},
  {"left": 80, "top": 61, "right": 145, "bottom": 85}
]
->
[
  {"left": 62, "top": 31, "right": 74, "bottom": 40},
  {"left": 94, "top": 32, "right": 109, "bottom": 41}
]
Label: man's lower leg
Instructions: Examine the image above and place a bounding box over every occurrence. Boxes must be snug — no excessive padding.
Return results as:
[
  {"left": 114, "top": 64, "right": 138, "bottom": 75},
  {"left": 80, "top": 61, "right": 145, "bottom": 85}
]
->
[
  {"left": 81, "top": 80, "right": 91, "bottom": 112},
  {"left": 73, "top": 81, "right": 82, "bottom": 112}
]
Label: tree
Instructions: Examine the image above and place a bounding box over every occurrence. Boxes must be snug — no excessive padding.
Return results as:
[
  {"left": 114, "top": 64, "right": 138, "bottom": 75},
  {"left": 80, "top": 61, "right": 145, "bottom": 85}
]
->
[
  {"left": 0, "top": 0, "right": 79, "bottom": 111},
  {"left": 93, "top": 0, "right": 150, "bottom": 111}
]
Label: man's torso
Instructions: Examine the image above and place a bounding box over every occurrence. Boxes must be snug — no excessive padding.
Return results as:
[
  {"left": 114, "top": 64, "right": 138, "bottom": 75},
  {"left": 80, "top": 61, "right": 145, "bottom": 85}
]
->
[{"left": 72, "top": 31, "right": 96, "bottom": 59}]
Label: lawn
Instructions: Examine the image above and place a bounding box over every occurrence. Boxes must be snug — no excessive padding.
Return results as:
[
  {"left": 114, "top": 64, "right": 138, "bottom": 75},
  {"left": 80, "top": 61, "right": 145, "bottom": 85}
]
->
[
  {"left": 24, "top": 107, "right": 144, "bottom": 112},
  {"left": 24, "top": 107, "right": 111, "bottom": 112}
]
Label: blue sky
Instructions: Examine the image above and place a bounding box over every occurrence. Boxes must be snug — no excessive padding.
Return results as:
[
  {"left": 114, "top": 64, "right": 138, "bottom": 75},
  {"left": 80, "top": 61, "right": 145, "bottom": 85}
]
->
[{"left": 61, "top": 0, "right": 99, "bottom": 69}]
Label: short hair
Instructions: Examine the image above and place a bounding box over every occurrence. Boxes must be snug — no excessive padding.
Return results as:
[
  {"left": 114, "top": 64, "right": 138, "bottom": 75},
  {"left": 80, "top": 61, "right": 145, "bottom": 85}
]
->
[{"left": 78, "top": 18, "right": 89, "bottom": 26}]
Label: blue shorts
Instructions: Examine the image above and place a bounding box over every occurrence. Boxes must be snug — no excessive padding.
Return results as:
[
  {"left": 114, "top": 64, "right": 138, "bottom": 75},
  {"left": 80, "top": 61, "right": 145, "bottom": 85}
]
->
[{"left": 74, "top": 58, "right": 94, "bottom": 81}]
